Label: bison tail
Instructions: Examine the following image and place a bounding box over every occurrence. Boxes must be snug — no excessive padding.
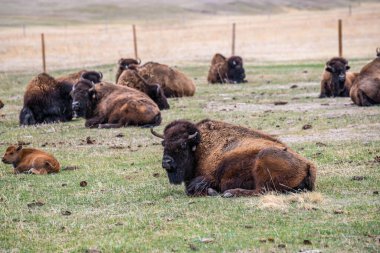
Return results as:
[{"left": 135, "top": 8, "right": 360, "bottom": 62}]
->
[{"left": 19, "top": 107, "right": 36, "bottom": 126}]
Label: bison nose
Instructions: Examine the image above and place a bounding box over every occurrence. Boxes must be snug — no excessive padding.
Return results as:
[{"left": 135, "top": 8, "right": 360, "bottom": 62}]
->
[
  {"left": 162, "top": 155, "right": 175, "bottom": 171},
  {"left": 338, "top": 74, "right": 345, "bottom": 81},
  {"left": 72, "top": 101, "right": 80, "bottom": 111}
]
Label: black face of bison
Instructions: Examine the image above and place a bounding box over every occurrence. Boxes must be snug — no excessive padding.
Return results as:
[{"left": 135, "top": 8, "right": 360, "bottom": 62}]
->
[
  {"left": 325, "top": 58, "right": 350, "bottom": 97},
  {"left": 153, "top": 121, "right": 201, "bottom": 185},
  {"left": 227, "top": 56, "right": 246, "bottom": 83},
  {"left": 71, "top": 80, "right": 97, "bottom": 118},
  {"left": 146, "top": 84, "right": 170, "bottom": 110},
  {"left": 118, "top": 58, "right": 141, "bottom": 69}
]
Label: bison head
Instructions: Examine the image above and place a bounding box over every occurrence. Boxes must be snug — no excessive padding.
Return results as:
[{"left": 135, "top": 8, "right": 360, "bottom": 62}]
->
[
  {"left": 81, "top": 71, "right": 103, "bottom": 84},
  {"left": 118, "top": 58, "right": 141, "bottom": 70},
  {"left": 325, "top": 57, "right": 350, "bottom": 97},
  {"left": 151, "top": 120, "right": 201, "bottom": 185},
  {"left": 70, "top": 80, "right": 97, "bottom": 118},
  {"left": 227, "top": 56, "right": 246, "bottom": 83},
  {"left": 146, "top": 83, "right": 170, "bottom": 110},
  {"left": 2, "top": 145, "right": 22, "bottom": 164}
]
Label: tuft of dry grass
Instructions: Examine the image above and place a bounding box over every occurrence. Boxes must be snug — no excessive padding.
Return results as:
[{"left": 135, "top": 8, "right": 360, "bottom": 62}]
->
[{"left": 254, "top": 192, "right": 324, "bottom": 211}]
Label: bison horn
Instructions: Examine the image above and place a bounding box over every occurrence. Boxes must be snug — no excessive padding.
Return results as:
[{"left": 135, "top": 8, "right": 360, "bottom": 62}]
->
[
  {"left": 136, "top": 58, "right": 141, "bottom": 65},
  {"left": 98, "top": 71, "right": 103, "bottom": 80},
  {"left": 188, "top": 132, "right": 198, "bottom": 140},
  {"left": 377, "top": 48, "right": 380, "bottom": 56},
  {"left": 150, "top": 127, "right": 164, "bottom": 139}
]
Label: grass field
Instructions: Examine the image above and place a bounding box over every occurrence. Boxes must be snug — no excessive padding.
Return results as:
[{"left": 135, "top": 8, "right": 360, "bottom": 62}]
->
[{"left": 0, "top": 58, "right": 379, "bottom": 252}]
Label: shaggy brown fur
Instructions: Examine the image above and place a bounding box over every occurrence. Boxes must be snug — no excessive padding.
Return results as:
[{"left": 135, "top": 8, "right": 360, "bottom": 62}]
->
[
  {"left": 115, "top": 58, "right": 141, "bottom": 83},
  {"left": 118, "top": 62, "right": 195, "bottom": 97},
  {"left": 350, "top": 50, "right": 380, "bottom": 106},
  {"left": 117, "top": 65, "right": 169, "bottom": 110},
  {"left": 56, "top": 70, "right": 103, "bottom": 84},
  {"left": 319, "top": 57, "right": 355, "bottom": 98},
  {"left": 153, "top": 119, "right": 317, "bottom": 197},
  {"left": 71, "top": 80, "right": 161, "bottom": 128},
  {"left": 207, "top": 53, "right": 246, "bottom": 84},
  {"left": 2, "top": 145, "right": 60, "bottom": 175},
  {"left": 19, "top": 73, "right": 73, "bottom": 125}
]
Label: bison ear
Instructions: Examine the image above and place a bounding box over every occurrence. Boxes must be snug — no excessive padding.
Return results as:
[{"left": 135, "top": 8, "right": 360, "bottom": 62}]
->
[
  {"left": 325, "top": 66, "right": 334, "bottom": 73},
  {"left": 345, "top": 65, "right": 350, "bottom": 70},
  {"left": 16, "top": 145, "right": 22, "bottom": 151}
]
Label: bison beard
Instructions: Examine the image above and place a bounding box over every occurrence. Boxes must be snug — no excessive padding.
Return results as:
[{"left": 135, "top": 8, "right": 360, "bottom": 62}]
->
[{"left": 152, "top": 119, "right": 317, "bottom": 197}]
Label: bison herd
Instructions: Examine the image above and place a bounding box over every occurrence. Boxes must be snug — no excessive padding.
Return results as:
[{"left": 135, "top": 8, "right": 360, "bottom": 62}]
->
[{"left": 1, "top": 49, "right": 380, "bottom": 197}]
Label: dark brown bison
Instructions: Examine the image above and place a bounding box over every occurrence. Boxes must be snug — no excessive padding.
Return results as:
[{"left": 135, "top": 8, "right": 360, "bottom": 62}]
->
[
  {"left": 115, "top": 58, "right": 141, "bottom": 82},
  {"left": 319, "top": 57, "right": 357, "bottom": 98},
  {"left": 57, "top": 70, "right": 103, "bottom": 85},
  {"left": 350, "top": 49, "right": 380, "bottom": 106},
  {"left": 118, "top": 62, "right": 195, "bottom": 98},
  {"left": 117, "top": 65, "right": 169, "bottom": 110},
  {"left": 19, "top": 73, "right": 74, "bottom": 125},
  {"left": 151, "top": 119, "right": 317, "bottom": 197},
  {"left": 19, "top": 71, "right": 103, "bottom": 126},
  {"left": 207, "top": 53, "right": 246, "bottom": 84},
  {"left": 2, "top": 145, "right": 60, "bottom": 175},
  {"left": 71, "top": 80, "right": 161, "bottom": 128}
]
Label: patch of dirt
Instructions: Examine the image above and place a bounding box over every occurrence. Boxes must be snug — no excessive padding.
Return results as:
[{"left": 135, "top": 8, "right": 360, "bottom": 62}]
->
[{"left": 280, "top": 124, "right": 380, "bottom": 144}]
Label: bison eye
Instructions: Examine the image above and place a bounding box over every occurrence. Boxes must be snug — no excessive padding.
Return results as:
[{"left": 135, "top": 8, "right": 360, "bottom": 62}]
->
[{"left": 180, "top": 142, "right": 187, "bottom": 150}]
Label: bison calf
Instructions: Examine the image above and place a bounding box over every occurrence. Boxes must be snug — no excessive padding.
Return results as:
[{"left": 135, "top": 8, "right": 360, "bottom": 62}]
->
[
  {"left": 71, "top": 80, "right": 161, "bottom": 128},
  {"left": 152, "top": 119, "right": 316, "bottom": 197},
  {"left": 207, "top": 53, "right": 246, "bottom": 84},
  {"left": 319, "top": 57, "right": 356, "bottom": 98},
  {"left": 2, "top": 145, "right": 60, "bottom": 175},
  {"left": 350, "top": 48, "right": 380, "bottom": 106},
  {"left": 115, "top": 58, "right": 141, "bottom": 83}
]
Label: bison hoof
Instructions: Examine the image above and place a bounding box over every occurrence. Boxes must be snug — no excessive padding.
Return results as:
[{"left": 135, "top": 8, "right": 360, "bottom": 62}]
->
[
  {"left": 222, "top": 191, "right": 235, "bottom": 198},
  {"left": 207, "top": 188, "right": 219, "bottom": 196}
]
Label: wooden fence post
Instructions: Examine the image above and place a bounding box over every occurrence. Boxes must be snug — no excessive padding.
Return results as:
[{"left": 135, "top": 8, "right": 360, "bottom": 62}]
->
[
  {"left": 349, "top": 5, "right": 352, "bottom": 16},
  {"left": 41, "top": 33, "right": 46, "bottom": 72},
  {"left": 132, "top": 25, "right": 138, "bottom": 59},
  {"left": 232, "top": 23, "right": 236, "bottom": 56},
  {"left": 338, "top": 19, "right": 342, "bottom": 57}
]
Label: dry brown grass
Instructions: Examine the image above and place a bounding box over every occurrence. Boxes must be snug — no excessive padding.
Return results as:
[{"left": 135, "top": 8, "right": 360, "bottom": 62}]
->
[{"left": 0, "top": 3, "right": 379, "bottom": 72}]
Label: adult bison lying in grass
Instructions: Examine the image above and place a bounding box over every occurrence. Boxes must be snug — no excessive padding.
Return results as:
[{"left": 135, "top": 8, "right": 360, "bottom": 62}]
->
[
  {"left": 2, "top": 145, "right": 60, "bottom": 175},
  {"left": 319, "top": 57, "right": 357, "bottom": 98},
  {"left": 207, "top": 53, "right": 246, "bottom": 84},
  {"left": 19, "top": 71, "right": 102, "bottom": 126},
  {"left": 350, "top": 48, "right": 380, "bottom": 106},
  {"left": 117, "top": 65, "right": 169, "bottom": 110},
  {"left": 71, "top": 80, "right": 161, "bottom": 128},
  {"left": 151, "top": 119, "right": 316, "bottom": 197},
  {"left": 19, "top": 73, "right": 74, "bottom": 125},
  {"left": 118, "top": 61, "right": 195, "bottom": 98}
]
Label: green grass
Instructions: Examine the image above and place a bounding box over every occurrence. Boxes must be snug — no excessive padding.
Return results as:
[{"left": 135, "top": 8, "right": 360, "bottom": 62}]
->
[{"left": 0, "top": 60, "right": 380, "bottom": 252}]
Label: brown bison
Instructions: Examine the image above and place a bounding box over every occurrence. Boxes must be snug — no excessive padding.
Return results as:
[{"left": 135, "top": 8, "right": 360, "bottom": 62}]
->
[
  {"left": 319, "top": 57, "right": 356, "bottom": 98},
  {"left": 19, "top": 73, "right": 74, "bottom": 125},
  {"left": 2, "top": 145, "right": 60, "bottom": 175},
  {"left": 19, "top": 71, "right": 102, "bottom": 126},
  {"left": 350, "top": 49, "right": 380, "bottom": 106},
  {"left": 207, "top": 53, "right": 246, "bottom": 84},
  {"left": 115, "top": 58, "right": 141, "bottom": 82},
  {"left": 151, "top": 119, "right": 316, "bottom": 197},
  {"left": 117, "top": 61, "right": 195, "bottom": 98},
  {"left": 71, "top": 80, "right": 161, "bottom": 128},
  {"left": 57, "top": 70, "right": 103, "bottom": 85},
  {"left": 117, "top": 65, "right": 169, "bottom": 110}
]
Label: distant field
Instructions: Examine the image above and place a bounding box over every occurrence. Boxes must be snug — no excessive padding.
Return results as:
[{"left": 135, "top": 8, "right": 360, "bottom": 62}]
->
[
  {"left": 0, "top": 59, "right": 379, "bottom": 252},
  {"left": 0, "top": 2, "right": 379, "bottom": 72}
]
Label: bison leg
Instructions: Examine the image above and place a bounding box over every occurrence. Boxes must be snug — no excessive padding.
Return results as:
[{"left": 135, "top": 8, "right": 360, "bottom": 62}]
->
[
  {"left": 98, "top": 123, "right": 123, "bottom": 128},
  {"left": 28, "top": 168, "right": 48, "bottom": 175},
  {"left": 358, "top": 90, "right": 374, "bottom": 106},
  {"left": 85, "top": 116, "right": 106, "bottom": 128},
  {"left": 222, "top": 188, "right": 261, "bottom": 198},
  {"left": 253, "top": 147, "right": 315, "bottom": 194},
  {"left": 185, "top": 176, "right": 216, "bottom": 196}
]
